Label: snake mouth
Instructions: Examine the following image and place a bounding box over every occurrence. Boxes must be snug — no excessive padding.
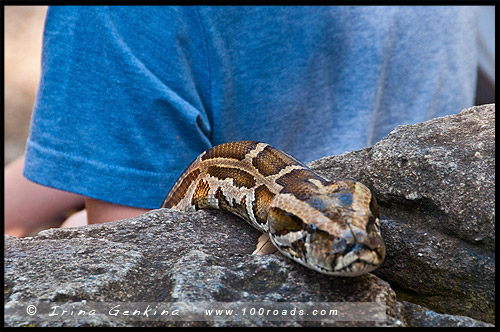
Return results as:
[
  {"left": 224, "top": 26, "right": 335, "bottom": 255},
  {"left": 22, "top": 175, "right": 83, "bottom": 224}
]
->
[
  {"left": 321, "top": 243, "right": 383, "bottom": 276},
  {"left": 332, "top": 243, "right": 384, "bottom": 276},
  {"left": 333, "top": 260, "right": 378, "bottom": 277},
  {"left": 307, "top": 258, "right": 380, "bottom": 277},
  {"left": 300, "top": 243, "right": 383, "bottom": 277}
]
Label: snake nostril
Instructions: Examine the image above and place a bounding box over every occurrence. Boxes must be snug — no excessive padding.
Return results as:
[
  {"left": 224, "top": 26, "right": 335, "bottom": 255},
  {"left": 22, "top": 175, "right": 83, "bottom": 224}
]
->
[
  {"left": 344, "top": 243, "right": 355, "bottom": 253},
  {"left": 331, "top": 237, "right": 347, "bottom": 253}
]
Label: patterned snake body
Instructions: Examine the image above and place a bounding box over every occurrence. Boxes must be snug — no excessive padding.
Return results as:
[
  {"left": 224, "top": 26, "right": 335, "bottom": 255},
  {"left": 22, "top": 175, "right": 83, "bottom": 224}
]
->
[{"left": 161, "top": 141, "right": 385, "bottom": 276}]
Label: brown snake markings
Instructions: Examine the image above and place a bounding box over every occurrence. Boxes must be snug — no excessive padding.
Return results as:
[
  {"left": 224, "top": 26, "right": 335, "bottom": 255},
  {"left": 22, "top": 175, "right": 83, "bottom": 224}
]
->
[{"left": 161, "top": 140, "right": 385, "bottom": 276}]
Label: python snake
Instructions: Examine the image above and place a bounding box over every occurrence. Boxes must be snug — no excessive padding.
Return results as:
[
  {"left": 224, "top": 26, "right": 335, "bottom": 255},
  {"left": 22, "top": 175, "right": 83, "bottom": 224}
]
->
[{"left": 161, "top": 141, "right": 385, "bottom": 276}]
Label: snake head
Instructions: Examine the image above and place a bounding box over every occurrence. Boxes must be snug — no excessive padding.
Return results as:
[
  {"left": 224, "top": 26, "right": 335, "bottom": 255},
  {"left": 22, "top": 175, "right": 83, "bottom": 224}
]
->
[{"left": 268, "top": 179, "right": 385, "bottom": 276}]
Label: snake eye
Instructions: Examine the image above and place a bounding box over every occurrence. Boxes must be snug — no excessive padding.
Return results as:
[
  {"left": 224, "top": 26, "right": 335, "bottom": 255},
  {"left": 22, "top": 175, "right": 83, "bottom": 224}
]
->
[{"left": 306, "top": 223, "right": 317, "bottom": 233}]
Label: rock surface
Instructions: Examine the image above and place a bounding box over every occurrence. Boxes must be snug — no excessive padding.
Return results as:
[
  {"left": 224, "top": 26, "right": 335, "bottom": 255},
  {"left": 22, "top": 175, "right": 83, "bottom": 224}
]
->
[
  {"left": 401, "top": 301, "right": 494, "bottom": 327},
  {"left": 4, "top": 104, "right": 495, "bottom": 327},
  {"left": 5, "top": 210, "right": 404, "bottom": 327}
]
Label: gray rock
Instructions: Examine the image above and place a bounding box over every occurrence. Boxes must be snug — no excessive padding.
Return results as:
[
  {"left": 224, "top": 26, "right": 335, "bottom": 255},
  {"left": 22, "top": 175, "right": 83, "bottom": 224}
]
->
[
  {"left": 401, "top": 301, "right": 494, "bottom": 327},
  {"left": 308, "top": 103, "right": 495, "bottom": 323},
  {"left": 4, "top": 209, "right": 405, "bottom": 327}
]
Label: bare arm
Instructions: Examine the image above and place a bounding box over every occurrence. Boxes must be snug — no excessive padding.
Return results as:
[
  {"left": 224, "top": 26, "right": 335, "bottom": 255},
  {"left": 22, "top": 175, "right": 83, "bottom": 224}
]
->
[
  {"left": 5, "top": 154, "right": 85, "bottom": 237},
  {"left": 5, "top": 154, "right": 150, "bottom": 236},
  {"left": 85, "top": 198, "right": 149, "bottom": 224}
]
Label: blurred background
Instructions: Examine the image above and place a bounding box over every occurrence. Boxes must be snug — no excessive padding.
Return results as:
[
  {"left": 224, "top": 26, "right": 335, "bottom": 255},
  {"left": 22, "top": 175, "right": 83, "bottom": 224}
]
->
[
  {"left": 3, "top": 6, "right": 496, "bottom": 166},
  {"left": 5, "top": 6, "right": 47, "bottom": 165}
]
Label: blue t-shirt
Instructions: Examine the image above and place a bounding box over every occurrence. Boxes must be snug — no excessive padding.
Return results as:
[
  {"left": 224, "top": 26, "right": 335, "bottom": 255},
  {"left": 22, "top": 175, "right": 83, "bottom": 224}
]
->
[{"left": 24, "top": 6, "right": 479, "bottom": 209}]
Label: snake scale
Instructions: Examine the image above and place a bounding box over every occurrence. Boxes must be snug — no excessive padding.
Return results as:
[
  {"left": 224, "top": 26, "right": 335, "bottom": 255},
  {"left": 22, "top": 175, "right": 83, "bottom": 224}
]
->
[{"left": 161, "top": 141, "right": 385, "bottom": 276}]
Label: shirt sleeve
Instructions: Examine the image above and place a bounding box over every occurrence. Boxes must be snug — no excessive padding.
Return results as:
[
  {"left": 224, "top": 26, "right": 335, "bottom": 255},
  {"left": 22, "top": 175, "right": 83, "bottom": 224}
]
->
[{"left": 23, "top": 6, "right": 212, "bottom": 209}]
